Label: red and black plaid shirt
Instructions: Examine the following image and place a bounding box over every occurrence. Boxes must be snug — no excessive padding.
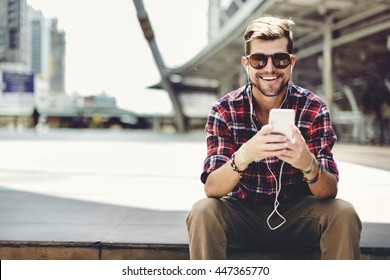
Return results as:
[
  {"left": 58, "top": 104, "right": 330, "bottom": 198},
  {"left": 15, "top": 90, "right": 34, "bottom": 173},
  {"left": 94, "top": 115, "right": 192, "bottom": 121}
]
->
[{"left": 201, "top": 81, "right": 339, "bottom": 203}]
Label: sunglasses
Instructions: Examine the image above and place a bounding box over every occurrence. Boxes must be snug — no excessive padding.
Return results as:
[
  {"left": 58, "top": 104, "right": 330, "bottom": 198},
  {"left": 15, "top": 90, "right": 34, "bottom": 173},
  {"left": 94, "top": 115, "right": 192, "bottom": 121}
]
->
[{"left": 246, "top": 52, "right": 293, "bottom": 69}]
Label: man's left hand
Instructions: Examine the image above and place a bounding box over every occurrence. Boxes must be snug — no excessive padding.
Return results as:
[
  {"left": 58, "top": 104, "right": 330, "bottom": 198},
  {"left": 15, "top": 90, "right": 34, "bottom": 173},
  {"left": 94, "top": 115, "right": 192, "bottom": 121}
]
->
[{"left": 277, "top": 126, "right": 313, "bottom": 170}]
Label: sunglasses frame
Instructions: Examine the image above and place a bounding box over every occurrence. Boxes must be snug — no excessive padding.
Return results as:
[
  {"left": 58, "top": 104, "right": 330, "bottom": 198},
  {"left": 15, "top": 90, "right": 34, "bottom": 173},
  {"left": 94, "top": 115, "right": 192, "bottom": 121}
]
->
[{"left": 246, "top": 52, "right": 293, "bottom": 69}]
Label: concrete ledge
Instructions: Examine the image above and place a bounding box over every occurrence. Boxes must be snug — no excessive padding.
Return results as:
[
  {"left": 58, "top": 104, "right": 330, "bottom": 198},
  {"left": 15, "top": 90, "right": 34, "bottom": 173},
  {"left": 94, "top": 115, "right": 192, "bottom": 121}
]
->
[
  {"left": 1, "top": 240, "right": 389, "bottom": 260},
  {"left": 0, "top": 241, "right": 100, "bottom": 260},
  {"left": 100, "top": 243, "right": 189, "bottom": 260},
  {"left": 0, "top": 241, "right": 320, "bottom": 260},
  {"left": 0, "top": 241, "right": 189, "bottom": 260}
]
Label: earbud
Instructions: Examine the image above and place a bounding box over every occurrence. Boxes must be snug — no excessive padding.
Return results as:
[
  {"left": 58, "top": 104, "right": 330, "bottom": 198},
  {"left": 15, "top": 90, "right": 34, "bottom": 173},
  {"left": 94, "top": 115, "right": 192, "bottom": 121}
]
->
[{"left": 246, "top": 65, "right": 249, "bottom": 74}]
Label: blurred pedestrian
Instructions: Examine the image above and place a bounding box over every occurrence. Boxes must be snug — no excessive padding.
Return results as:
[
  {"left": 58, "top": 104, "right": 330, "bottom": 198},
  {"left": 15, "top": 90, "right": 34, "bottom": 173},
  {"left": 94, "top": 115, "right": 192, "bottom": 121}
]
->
[{"left": 32, "top": 107, "right": 40, "bottom": 131}]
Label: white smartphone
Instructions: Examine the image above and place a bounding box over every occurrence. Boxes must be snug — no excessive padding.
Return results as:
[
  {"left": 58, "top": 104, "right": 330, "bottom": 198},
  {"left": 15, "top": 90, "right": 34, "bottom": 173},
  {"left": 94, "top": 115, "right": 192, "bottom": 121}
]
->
[{"left": 268, "top": 109, "right": 295, "bottom": 140}]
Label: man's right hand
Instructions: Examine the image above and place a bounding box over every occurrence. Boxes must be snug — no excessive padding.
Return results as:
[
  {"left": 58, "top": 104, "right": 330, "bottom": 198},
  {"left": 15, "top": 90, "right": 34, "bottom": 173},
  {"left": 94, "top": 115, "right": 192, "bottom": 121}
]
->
[
  {"left": 204, "top": 125, "right": 289, "bottom": 198},
  {"left": 241, "top": 124, "right": 289, "bottom": 163}
]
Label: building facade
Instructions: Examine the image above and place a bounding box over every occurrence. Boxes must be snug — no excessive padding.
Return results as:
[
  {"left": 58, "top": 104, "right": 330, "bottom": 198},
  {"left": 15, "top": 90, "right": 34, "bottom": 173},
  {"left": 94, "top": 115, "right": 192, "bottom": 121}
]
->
[
  {"left": 0, "top": 0, "right": 67, "bottom": 129},
  {"left": 0, "top": 0, "right": 66, "bottom": 91},
  {"left": 48, "top": 18, "right": 65, "bottom": 93},
  {"left": 0, "top": 0, "right": 28, "bottom": 64}
]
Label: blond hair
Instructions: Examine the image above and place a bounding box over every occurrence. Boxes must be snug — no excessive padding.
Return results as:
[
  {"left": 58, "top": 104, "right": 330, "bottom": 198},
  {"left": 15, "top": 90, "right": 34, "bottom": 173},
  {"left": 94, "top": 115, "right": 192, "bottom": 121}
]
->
[{"left": 244, "top": 16, "right": 295, "bottom": 55}]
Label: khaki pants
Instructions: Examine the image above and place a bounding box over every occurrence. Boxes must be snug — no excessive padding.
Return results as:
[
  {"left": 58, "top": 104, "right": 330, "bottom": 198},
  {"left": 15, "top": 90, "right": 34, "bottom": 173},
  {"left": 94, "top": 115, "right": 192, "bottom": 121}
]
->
[{"left": 186, "top": 196, "right": 362, "bottom": 260}]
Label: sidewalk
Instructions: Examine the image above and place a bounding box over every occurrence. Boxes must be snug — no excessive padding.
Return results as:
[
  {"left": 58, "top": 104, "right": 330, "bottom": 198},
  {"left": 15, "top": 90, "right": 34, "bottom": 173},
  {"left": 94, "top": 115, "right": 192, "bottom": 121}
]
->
[
  {"left": 0, "top": 128, "right": 389, "bottom": 259},
  {"left": 0, "top": 129, "right": 205, "bottom": 251}
]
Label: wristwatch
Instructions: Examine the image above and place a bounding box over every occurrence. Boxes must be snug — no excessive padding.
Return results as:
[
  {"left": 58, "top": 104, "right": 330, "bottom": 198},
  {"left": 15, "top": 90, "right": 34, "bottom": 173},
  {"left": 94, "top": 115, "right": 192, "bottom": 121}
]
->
[{"left": 229, "top": 152, "right": 245, "bottom": 177}]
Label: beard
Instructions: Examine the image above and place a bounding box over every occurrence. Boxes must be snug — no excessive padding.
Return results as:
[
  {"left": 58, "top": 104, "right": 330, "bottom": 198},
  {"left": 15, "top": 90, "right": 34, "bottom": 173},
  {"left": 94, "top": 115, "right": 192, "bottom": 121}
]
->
[{"left": 251, "top": 75, "right": 289, "bottom": 97}]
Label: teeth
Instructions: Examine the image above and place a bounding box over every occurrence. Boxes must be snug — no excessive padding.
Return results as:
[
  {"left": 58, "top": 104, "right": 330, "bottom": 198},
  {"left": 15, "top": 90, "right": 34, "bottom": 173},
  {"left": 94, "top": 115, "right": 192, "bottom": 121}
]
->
[{"left": 262, "top": 77, "right": 277, "bottom": 81}]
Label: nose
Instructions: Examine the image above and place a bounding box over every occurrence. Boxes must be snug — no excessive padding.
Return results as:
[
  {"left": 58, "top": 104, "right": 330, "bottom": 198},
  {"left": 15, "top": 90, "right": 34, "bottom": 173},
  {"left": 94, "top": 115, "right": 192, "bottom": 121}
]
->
[{"left": 263, "top": 56, "right": 276, "bottom": 72}]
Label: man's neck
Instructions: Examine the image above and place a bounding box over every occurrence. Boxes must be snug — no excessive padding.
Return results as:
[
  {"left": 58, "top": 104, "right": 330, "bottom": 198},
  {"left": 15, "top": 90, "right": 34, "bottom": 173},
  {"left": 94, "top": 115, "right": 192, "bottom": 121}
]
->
[{"left": 251, "top": 87, "right": 288, "bottom": 125}]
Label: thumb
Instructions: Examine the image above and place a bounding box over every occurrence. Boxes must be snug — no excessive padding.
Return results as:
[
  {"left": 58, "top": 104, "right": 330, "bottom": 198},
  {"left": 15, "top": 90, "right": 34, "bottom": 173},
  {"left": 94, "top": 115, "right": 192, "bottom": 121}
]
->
[
  {"left": 292, "top": 126, "right": 303, "bottom": 143},
  {"left": 260, "top": 124, "right": 273, "bottom": 135}
]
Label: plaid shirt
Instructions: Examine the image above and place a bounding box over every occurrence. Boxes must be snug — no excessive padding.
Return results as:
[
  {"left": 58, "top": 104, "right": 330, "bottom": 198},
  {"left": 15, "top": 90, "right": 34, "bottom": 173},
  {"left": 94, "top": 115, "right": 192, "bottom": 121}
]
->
[{"left": 201, "top": 81, "right": 338, "bottom": 203}]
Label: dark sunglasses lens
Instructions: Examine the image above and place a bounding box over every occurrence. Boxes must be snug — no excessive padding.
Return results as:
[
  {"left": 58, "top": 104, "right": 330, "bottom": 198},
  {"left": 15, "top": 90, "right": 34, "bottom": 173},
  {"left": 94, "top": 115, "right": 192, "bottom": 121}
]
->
[
  {"left": 272, "top": 53, "right": 291, "bottom": 68},
  {"left": 249, "top": 54, "right": 268, "bottom": 69}
]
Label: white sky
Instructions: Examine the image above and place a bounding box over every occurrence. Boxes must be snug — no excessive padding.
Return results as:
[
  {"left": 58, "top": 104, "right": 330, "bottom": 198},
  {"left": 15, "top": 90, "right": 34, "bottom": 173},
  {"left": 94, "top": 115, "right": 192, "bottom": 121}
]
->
[{"left": 26, "top": 0, "right": 209, "bottom": 114}]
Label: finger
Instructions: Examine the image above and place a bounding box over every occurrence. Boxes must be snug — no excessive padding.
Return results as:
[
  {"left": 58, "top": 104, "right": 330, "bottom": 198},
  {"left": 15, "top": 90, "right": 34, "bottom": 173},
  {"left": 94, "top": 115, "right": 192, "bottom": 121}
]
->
[
  {"left": 292, "top": 126, "right": 301, "bottom": 138},
  {"left": 259, "top": 124, "right": 273, "bottom": 135},
  {"left": 264, "top": 142, "right": 288, "bottom": 152},
  {"left": 267, "top": 134, "right": 288, "bottom": 144}
]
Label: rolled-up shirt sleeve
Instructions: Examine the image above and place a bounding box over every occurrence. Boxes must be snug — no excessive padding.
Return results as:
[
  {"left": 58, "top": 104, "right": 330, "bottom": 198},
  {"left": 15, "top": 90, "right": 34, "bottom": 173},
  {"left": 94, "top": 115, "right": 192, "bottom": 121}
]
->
[
  {"left": 201, "top": 106, "right": 236, "bottom": 184},
  {"left": 300, "top": 101, "right": 339, "bottom": 181}
]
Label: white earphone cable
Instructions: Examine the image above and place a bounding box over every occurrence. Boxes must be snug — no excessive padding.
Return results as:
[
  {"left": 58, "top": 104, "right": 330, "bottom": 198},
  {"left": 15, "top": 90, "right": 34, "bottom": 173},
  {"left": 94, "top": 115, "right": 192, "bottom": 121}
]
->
[
  {"left": 247, "top": 82, "right": 291, "bottom": 230},
  {"left": 266, "top": 159, "right": 287, "bottom": 230},
  {"left": 265, "top": 87, "right": 289, "bottom": 230}
]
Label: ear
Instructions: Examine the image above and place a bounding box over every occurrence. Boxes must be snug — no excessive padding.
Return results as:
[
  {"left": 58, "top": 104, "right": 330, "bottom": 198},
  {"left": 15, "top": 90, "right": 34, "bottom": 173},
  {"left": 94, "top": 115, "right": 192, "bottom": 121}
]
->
[
  {"left": 241, "top": 56, "right": 249, "bottom": 73},
  {"left": 289, "top": 55, "right": 297, "bottom": 76},
  {"left": 290, "top": 55, "right": 297, "bottom": 70}
]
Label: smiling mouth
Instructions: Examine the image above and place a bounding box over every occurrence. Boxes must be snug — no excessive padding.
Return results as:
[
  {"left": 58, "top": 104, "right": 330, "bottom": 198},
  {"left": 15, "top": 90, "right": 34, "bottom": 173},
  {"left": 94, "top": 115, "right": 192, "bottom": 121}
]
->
[{"left": 261, "top": 76, "right": 277, "bottom": 81}]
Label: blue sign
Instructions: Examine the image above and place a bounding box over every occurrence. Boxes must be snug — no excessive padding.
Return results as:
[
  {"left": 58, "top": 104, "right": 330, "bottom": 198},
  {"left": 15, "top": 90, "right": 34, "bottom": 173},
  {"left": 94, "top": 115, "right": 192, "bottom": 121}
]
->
[{"left": 2, "top": 72, "right": 34, "bottom": 94}]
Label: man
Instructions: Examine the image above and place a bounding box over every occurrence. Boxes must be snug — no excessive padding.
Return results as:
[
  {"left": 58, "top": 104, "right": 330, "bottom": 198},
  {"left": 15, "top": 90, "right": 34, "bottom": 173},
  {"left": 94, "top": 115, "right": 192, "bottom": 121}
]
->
[
  {"left": 32, "top": 106, "right": 40, "bottom": 131},
  {"left": 186, "top": 16, "right": 362, "bottom": 260}
]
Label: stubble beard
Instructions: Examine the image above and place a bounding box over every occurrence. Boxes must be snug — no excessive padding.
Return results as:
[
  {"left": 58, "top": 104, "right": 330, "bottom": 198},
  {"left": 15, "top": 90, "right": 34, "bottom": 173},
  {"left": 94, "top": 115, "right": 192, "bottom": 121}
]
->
[{"left": 252, "top": 78, "right": 289, "bottom": 98}]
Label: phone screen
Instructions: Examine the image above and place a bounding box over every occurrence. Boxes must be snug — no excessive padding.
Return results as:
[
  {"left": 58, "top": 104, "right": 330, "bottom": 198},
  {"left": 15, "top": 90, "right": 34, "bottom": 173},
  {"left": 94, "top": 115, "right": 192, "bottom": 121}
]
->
[{"left": 269, "top": 109, "right": 295, "bottom": 139}]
